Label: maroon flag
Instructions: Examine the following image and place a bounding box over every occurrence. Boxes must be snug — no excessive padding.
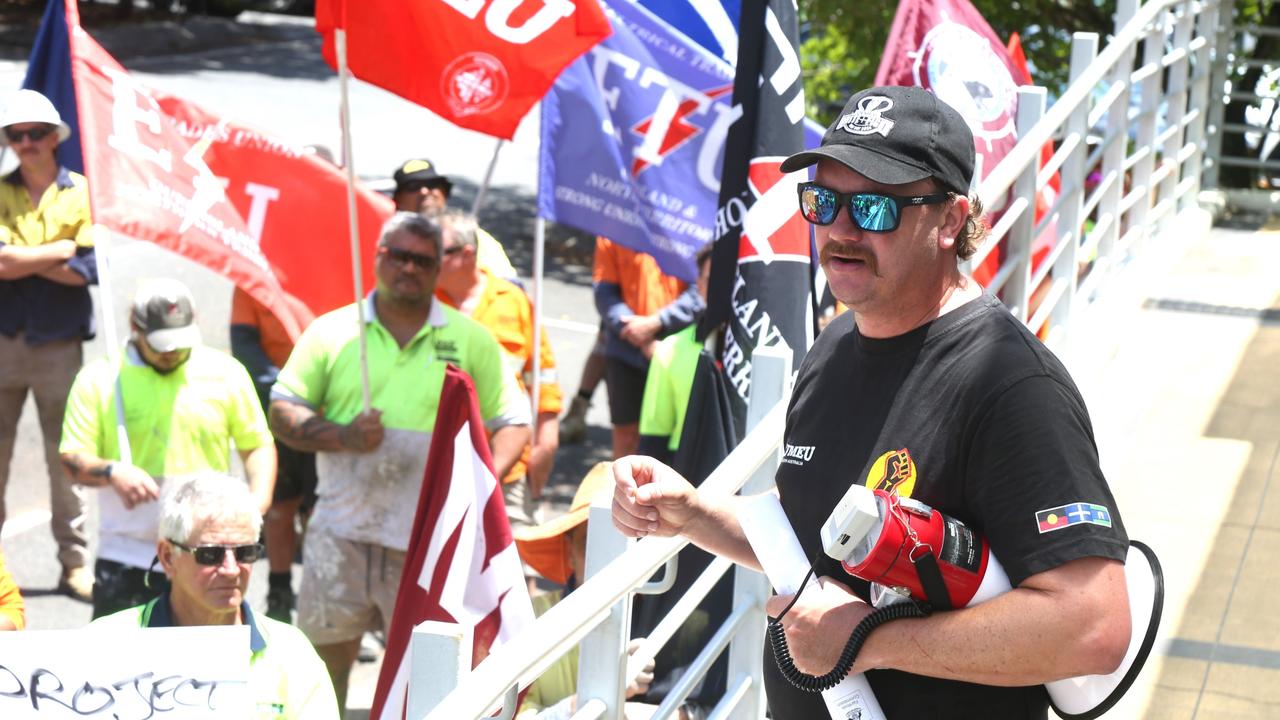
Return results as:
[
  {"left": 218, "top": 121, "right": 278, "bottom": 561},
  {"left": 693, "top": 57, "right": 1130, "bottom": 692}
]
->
[
  {"left": 875, "top": 0, "right": 1022, "bottom": 185},
  {"left": 370, "top": 365, "right": 534, "bottom": 719}
]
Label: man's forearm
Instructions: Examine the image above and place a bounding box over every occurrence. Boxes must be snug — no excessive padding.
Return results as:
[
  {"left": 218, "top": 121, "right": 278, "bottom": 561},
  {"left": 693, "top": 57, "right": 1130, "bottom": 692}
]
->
[
  {"left": 240, "top": 444, "right": 278, "bottom": 514},
  {"left": 490, "top": 424, "right": 531, "bottom": 481},
  {"left": 269, "top": 400, "right": 347, "bottom": 453},
  {"left": 859, "top": 557, "right": 1129, "bottom": 685},
  {"left": 36, "top": 262, "right": 89, "bottom": 286},
  {"left": 0, "top": 245, "right": 61, "bottom": 280},
  {"left": 59, "top": 452, "right": 113, "bottom": 487},
  {"left": 684, "top": 494, "right": 762, "bottom": 572}
]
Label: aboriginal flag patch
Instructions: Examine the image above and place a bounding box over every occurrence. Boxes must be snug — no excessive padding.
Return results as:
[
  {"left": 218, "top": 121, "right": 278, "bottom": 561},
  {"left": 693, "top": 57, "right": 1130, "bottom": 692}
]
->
[{"left": 1036, "top": 503, "right": 1113, "bottom": 534}]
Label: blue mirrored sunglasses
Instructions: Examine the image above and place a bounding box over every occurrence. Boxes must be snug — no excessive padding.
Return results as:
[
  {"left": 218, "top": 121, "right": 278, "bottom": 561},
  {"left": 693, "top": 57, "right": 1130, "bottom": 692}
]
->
[{"left": 797, "top": 182, "right": 950, "bottom": 232}]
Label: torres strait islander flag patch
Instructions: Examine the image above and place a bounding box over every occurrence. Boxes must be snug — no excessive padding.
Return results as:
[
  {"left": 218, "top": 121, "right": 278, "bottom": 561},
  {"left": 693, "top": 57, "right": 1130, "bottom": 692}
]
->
[{"left": 1036, "top": 502, "right": 1113, "bottom": 533}]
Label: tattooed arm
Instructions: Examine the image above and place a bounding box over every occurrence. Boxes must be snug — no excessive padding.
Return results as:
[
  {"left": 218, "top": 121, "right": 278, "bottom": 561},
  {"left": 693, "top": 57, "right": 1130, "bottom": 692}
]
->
[
  {"left": 60, "top": 452, "right": 160, "bottom": 510},
  {"left": 269, "top": 399, "right": 384, "bottom": 454}
]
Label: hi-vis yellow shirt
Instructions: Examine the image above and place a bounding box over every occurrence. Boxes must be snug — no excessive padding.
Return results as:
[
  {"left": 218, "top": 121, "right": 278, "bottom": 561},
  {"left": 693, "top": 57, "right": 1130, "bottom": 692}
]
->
[{"left": 0, "top": 168, "right": 93, "bottom": 248}]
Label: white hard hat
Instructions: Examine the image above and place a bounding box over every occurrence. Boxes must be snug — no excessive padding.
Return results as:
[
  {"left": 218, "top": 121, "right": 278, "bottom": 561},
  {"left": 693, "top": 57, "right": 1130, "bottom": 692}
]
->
[{"left": 0, "top": 89, "right": 72, "bottom": 146}]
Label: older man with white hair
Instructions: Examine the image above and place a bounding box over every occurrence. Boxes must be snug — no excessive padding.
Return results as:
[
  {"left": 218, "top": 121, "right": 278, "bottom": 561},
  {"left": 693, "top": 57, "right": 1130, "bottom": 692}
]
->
[{"left": 92, "top": 475, "right": 338, "bottom": 719}]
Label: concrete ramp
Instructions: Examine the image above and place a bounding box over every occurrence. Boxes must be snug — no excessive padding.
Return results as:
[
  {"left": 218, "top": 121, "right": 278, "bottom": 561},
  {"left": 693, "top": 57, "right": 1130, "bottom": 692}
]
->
[{"left": 1065, "top": 211, "right": 1280, "bottom": 719}]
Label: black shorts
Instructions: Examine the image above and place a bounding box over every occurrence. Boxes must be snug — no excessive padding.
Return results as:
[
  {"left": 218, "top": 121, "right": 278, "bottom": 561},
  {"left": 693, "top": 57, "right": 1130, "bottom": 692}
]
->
[
  {"left": 605, "top": 358, "right": 648, "bottom": 426},
  {"left": 92, "top": 558, "right": 169, "bottom": 619},
  {"left": 272, "top": 440, "right": 318, "bottom": 511}
]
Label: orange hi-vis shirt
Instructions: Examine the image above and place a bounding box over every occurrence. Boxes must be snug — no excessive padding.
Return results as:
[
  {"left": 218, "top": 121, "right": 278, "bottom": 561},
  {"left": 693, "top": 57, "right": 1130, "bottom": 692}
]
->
[
  {"left": 0, "top": 550, "right": 24, "bottom": 630},
  {"left": 231, "top": 288, "right": 295, "bottom": 369},
  {"left": 592, "top": 237, "right": 686, "bottom": 315},
  {"left": 438, "top": 269, "right": 562, "bottom": 483}
]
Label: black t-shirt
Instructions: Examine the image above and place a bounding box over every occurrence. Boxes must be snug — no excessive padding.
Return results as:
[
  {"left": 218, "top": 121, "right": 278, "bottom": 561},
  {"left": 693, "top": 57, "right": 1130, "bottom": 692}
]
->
[{"left": 764, "top": 294, "right": 1129, "bottom": 720}]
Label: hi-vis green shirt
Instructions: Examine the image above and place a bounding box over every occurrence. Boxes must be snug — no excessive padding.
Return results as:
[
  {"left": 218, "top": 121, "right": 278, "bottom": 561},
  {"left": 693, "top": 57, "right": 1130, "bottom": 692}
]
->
[
  {"left": 639, "top": 325, "right": 702, "bottom": 452},
  {"left": 92, "top": 593, "right": 339, "bottom": 719},
  {"left": 272, "top": 296, "right": 529, "bottom": 549},
  {"left": 274, "top": 296, "right": 518, "bottom": 431},
  {"left": 60, "top": 344, "right": 272, "bottom": 569}
]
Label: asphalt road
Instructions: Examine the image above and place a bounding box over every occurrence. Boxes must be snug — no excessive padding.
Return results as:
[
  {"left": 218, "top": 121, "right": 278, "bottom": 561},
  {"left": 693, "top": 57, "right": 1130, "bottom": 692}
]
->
[{"left": 0, "top": 11, "right": 612, "bottom": 716}]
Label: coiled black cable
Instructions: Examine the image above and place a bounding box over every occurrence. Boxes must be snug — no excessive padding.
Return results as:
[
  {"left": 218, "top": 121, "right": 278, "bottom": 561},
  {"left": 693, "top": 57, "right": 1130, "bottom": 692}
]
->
[{"left": 767, "top": 561, "right": 932, "bottom": 692}]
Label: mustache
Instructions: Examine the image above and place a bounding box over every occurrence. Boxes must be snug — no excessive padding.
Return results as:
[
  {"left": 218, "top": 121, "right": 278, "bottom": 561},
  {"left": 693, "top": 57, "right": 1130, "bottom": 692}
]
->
[{"left": 820, "top": 242, "right": 879, "bottom": 276}]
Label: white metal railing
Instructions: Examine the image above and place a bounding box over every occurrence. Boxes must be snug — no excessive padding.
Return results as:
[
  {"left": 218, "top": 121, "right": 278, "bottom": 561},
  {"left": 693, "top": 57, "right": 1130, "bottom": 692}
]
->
[
  {"left": 968, "top": 0, "right": 1223, "bottom": 352},
  {"left": 418, "top": 347, "right": 792, "bottom": 719},
  {"left": 412, "top": 0, "right": 1228, "bottom": 717}
]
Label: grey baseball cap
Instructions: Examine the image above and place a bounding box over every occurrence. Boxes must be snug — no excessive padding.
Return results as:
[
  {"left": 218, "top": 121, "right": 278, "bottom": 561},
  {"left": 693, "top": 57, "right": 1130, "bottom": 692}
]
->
[
  {"left": 132, "top": 279, "right": 200, "bottom": 352},
  {"left": 780, "top": 86, "right": 975, "bottom": 195}
]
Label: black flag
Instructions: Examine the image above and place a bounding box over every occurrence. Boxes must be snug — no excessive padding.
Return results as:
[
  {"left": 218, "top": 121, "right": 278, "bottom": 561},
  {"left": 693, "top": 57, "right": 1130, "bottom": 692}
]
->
[{"left": 700, "top": 0, "right": 812, "bottom": 433}]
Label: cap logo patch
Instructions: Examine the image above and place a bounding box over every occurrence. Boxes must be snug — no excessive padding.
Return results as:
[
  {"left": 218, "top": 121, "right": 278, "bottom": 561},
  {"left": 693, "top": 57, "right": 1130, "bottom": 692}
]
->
[{"left": 836, "top": 96, "right": 896, "bottom": 137}]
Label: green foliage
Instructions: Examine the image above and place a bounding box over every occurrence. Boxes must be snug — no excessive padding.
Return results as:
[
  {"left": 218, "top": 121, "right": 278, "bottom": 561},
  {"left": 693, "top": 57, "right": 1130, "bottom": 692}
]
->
[{"left": 799, "top": 0, "right": 1118, "bottom": 125}]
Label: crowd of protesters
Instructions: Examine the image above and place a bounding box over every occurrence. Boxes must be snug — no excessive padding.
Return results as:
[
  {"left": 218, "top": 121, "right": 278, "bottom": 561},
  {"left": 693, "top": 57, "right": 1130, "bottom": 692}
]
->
[{"left": 0, "top": 89, "right": 720, "bottom": 718}]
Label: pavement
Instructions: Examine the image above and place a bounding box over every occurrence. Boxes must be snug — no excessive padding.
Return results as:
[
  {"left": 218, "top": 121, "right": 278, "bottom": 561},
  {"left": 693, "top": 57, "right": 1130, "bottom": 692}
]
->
[{"left": 1058, "top": 206, "right": 1280, "bottom": 719}]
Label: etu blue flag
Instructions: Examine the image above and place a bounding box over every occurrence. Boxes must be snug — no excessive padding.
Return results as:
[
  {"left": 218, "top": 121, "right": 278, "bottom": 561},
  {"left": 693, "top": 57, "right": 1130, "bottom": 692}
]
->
[
  {"left": 21, "top": 0, "right": 82, "bottom": 174},
  {"left": 538, "top": 0, "right": 735, "bottom": 283}
]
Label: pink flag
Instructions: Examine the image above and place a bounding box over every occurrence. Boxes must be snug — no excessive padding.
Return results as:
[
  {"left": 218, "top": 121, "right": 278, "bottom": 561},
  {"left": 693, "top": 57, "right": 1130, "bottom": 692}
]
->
[{"left": 371, "top": 365, "right": 534, "bottom": 719}]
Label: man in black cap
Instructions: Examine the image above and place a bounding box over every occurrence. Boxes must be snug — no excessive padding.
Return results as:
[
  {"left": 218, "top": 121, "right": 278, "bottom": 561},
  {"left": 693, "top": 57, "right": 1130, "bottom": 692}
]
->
[
  {"left": 392, "top": 158, "right": 518, "bottom": 281},
  {"left": 611, "top": 86, "right": 1131, "bottom": 718}
]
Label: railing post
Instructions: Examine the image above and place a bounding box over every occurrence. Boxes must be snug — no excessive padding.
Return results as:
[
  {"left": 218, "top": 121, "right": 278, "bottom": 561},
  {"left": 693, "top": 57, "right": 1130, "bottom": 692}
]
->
[
  {"left": 576, "top": 486, "right": 635, "bottom": 718},
  {"left": 1050, "top": 32, "right": 1098, "bottom": 351},
  {"left": 1204, "top": 0, "right": 1236, "bottom": 190},
  {"left": 1185, "top": 0, "right": 1221, "bottom": 204},
  {"left": 1158, "top": 5, "right": 1194, "bottom": 229},
  {"left": 407, "top": 621, "right": 473, "bottom": 719},
  {"left": 1128, "top": 12, "right": 1162, "bottom": 256},
  {"left": 1098, "top": 0, "right": 1138, "bottom": 269},
  {"left": 1007, "top": 86, "right": 1045, "bottom": 325},
  {"left": 725, "top": 344, "right": 791, "bottom": 719}
]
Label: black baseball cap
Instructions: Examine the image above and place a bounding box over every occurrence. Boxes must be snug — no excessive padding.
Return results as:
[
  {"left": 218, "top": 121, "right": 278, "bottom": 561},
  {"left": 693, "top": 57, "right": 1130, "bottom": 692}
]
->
[
  {"left": 780, "top": 86, "right": 975, "bottom": 195},
  {"left": 393, "top": 159, "right": 453, "bottom": 195}
]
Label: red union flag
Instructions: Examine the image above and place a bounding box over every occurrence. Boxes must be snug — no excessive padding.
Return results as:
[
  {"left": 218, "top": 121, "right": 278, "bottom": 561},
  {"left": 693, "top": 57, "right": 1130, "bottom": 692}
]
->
[
  {"left": 875, "top": 0, "right": 1022, "bottom": 186},
  {"left": 316, "top": 0, "right": 613, "bottom": 140},
  {"left": 65, "top": 0, "right": 392, "bottom": 339},
  {"left": 371, "top": 365, "right": 534, "bottom": 719}
]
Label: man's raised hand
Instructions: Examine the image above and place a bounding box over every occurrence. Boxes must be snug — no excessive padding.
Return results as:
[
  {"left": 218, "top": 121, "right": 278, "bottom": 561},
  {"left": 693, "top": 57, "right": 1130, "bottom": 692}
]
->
[{"left": 611, "top": 455, "right": 702, "bottom": 538}]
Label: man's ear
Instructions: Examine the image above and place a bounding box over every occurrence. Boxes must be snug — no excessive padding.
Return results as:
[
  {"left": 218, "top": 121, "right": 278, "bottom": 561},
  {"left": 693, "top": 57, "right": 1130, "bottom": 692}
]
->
[
  {"left": 937, "top": 195, "right": 970, "bottom": 251},
  {"left": 157, "top": 540, "right": 177, "bottom": 576}
]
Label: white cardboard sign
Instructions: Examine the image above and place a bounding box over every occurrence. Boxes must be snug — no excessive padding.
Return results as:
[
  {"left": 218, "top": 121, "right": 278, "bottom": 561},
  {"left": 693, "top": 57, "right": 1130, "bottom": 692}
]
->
[{"left": 0, "top": 625, "right": 250, "bottom": 718}]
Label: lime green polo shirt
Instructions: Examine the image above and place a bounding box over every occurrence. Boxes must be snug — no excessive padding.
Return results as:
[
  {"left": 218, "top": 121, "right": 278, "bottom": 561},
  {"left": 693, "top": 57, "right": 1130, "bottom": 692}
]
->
[
  {"left": 638, "top": 325, "right": 702, "bottom": 451},
  {"left": 91, "top": 593, "right": 339, "bottom": 719},
  {"left": 60, "top": 344, "right": 271, "bottom": 475},
  {"left": 273, "top": 296, "right": 514, "bottom": 431}
]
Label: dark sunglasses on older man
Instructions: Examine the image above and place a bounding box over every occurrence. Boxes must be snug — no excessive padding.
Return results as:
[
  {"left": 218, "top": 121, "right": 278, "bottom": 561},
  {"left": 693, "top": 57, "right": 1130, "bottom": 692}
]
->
[
  {"left": 5, "top": 125, "right": 56, "bottom": 143},
  {"left": 797, "top": 181, "right": 951, "bottom": 233},
  {"left": 379, "top": 245, "right": 439, "bottom": 271},
  {"left": 170, "top": 540, "right": 264, "bottom": 566}
]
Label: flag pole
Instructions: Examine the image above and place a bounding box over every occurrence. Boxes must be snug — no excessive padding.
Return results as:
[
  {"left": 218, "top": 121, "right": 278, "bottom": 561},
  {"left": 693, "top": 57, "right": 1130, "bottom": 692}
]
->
[
  {"left": 530, "top": 216, "right": 545, "bottom": 447},
  {"left": 470, "top": 138, "right": 504, "bottom": 216},
  {"left": 335, "top": 27, "right": 373, "bottom": 412},
  {"left": 92, "top": 225, "right": 133, "bottom": 465}
]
